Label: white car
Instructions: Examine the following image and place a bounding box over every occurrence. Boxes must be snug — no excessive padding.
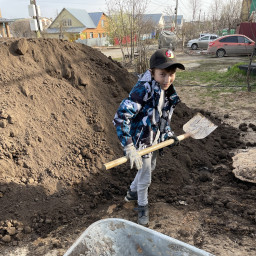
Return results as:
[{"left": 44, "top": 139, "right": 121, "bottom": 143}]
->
[{"left": 187, "top": 34, "right": 219, "bottom": 50}]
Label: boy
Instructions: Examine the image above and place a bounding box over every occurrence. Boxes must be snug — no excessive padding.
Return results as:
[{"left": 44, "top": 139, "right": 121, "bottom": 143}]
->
[{"left": 113, "top": 48, "right": 185, "bottom": 225}]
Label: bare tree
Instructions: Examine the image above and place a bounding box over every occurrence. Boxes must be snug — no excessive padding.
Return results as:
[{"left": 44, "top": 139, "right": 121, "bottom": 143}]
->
[
  {"left": 105, "top": 2, "right": 130, "bottom": 59},
  {"left": 246, "top": 50, "right": 255, "bottom": 92},
  {"left": 56, "top": 20, "right": 67, "bottom": 39},
  {"left": 208, "top": 0, "right": 223, "bottom": 33},
  {"left": 106, "top": 0, "right": 149, "bottom": 61},
  {"left": 219, "top": 0, "right": 242, "bottom": 30},
  {"left": 180, "top": 22, "right": 199, "bottom": 49},
  {"left": 135, "top": 17, "right": 156, "bottom": 73},
  {"left": 241, "top": 0, "right": 253, "bottom": 21},
  {"left": 189, "top": 0, "right": 202, "bottom": 21},
  {"left": 163, "top": 0, "right": 204, "bottom": 48}
]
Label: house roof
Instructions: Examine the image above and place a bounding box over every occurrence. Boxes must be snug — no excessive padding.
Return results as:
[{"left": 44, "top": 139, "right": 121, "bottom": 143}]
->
[
  {"left": 142, "top": 14, "right": 162, "bottom": 24},
  {"left": 163, "top": 15, "right": 183, "bottom": 25},
  {"left": 47, "top": 8, "right": 106, "bottom": 34},
  {"left": 66, "top": 8, "right": 96, "bottom": 28},
  {"left": 88, "top": 12, "right": 104, "bottom": 27},
  {"left": 0, "top": 18, "right": 15, "bottom": 23}
]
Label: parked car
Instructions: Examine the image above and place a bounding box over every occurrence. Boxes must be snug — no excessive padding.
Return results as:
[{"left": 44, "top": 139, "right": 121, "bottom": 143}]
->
[
  {"left": 158, "top": 30, "right": 177, "bottom": 50},
  {"left": 187, "top": 34, "right": 218, "bottom": 50},
  {"left": 199, "top": 33, "right": 211, "bottom": 38},
  {"left": 207, "top": 34, "right": 255, "bottom": 57}
]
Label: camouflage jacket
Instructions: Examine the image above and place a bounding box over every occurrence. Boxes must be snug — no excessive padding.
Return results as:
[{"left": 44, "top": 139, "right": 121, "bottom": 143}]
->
[{"left": 113, "top": 70, "right": 180, "bottom": 151}]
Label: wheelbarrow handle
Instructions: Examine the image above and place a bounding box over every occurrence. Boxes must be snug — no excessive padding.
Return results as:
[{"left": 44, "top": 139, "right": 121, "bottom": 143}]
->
[{"left": 103, "top": 133, "right": 191, "bottom": 170}]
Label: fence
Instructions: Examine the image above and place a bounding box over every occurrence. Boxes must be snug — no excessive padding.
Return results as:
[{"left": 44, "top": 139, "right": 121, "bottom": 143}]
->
[{"left": 76, "top": 37, "right": 109, "bottom": 47}]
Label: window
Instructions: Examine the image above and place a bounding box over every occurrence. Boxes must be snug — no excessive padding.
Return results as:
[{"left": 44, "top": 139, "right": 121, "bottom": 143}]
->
[
  {"left": 90, "top": 32, "right": 93, "bottom": 38},
  {"left": 200, "top": 36, "right": 210, "bottom": 40},
  {"left": 101, "top": 19, "right": 104, "bottom": 27},
  {"left": 62, "top": 19, "right": 72, "bottom": 27},
  {"left": 244, "top": 38, "right": 252, "bottom": 44},
  {"left": 238, "top": 36, "right": 245, "bottom": 43},
  {"left": 210, "top": 36, "right": 217, "bottom": 40},
  {"left": 219, "top": 36, "right": 238, "bottom": 43},
  {"left": 98, "top": 33, "right": 101, "bottom": 38},
  {"left": 219, "top": 38, "right": 227, "bottom": 42},
  {"left": 102, "top": 33, "right": 105, "bottom": 37}
]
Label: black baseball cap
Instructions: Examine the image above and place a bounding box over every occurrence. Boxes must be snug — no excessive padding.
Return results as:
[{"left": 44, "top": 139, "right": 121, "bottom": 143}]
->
[{"left": 150, "top": 49, "right": 185, "bottom": 70}]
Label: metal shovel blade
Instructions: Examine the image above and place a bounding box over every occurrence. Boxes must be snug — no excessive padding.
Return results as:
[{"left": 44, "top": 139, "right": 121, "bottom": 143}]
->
[{"left": 183, "top": 113, "right": 218, "bottom": 139}]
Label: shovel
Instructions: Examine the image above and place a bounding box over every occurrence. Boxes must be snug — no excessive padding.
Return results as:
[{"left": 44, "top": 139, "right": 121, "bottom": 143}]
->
[{"left": 104, "top": 113, "right": 217, "bottom": 170}]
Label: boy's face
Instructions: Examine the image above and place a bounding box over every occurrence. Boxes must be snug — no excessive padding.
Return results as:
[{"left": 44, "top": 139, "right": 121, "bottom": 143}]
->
[{"left": 152, "top": 68, "right": 176, "bottom": 90}]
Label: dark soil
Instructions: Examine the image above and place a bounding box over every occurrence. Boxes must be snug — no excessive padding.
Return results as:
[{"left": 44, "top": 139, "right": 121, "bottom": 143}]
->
[{"left": 0, "top": 38, "right": 256, "bottom": 256}]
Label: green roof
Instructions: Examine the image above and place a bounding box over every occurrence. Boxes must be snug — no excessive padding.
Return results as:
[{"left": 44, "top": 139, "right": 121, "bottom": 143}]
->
[{"left": 250, "top": 0, "right": 256, "bottom": 13}]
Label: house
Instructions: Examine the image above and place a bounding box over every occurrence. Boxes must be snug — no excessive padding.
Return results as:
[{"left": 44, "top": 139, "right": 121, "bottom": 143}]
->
[
  {"left": 141, "top": 13, "right": 164, "bottom": 39},
  {"left": 163, "top": 15, "right": 184, "bottom": 30},
  {"left": 142, "top": 13, "right": 164, "bottom": 28},
  {"left": 0, "top": 9, "right": 14, "bottom": 38},
  {"left": 40, "top": 17, "right": 52, "bottom": 30},
  {"left": 81, "top": 12, "right": 107, "bottom": 39},
  {"left": 45, "top": 8, "right": 107, "bottom": 42}
]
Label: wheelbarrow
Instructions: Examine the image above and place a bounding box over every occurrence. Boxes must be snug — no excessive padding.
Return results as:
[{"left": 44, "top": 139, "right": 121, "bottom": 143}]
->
[{"left": 64, "top": 218, "right": 214, "bottom": 256}]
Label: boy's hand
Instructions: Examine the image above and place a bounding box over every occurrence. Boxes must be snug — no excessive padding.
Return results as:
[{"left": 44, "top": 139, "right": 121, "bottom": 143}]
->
[
  {"left": 124, "top": 144, "right": 143, "bottom": 170},
  {"left": 167, "top": 132, "right": 180, "bottom": 147}
]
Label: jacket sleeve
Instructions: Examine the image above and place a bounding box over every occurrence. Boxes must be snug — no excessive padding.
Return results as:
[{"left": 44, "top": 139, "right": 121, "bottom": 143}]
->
[{"left": 113, "top": 83, "right": 146, "bottom": 147}]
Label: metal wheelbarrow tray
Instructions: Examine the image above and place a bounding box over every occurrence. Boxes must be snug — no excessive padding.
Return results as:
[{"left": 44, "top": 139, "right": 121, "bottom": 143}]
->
[{"left": 64, "top": 218, "right": 214, "bottom": 256}]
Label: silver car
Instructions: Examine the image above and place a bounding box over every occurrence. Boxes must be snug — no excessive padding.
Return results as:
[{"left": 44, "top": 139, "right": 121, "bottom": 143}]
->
[{"left": 187, "top": 34, "right": 219, "bottom": 50}]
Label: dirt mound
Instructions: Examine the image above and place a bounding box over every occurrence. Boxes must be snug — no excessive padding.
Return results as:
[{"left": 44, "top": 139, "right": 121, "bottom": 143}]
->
[
  {"left": 0, "top": 38, "right": 135, "bottom": 247},
  {"left": 0, "top": 39, "right": 256, "bottom": 255},
  {"left": 0, "top": 38, "right": 137, "bottom": 186}
]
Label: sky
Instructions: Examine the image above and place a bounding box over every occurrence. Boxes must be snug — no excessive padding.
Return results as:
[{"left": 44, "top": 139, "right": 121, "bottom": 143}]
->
[{"left": 0, "top": 0, "right": 213, "bottom": 21}]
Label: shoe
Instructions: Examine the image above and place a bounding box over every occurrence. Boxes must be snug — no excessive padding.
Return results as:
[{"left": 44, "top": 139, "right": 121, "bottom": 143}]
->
[
  {"left": 136, "top": 205, "right": 149, "bottom": 226},
  {"left": 124, "top": 189, "right": 137, "bottom": 202}
]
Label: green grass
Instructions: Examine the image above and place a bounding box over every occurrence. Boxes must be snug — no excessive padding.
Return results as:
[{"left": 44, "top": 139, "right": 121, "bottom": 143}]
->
[
  {"left": 113, "top": 57, "right": 123, "bottom": 62},
  {"left": 176, "top": 62, "right": 256, "bottom": 87}
]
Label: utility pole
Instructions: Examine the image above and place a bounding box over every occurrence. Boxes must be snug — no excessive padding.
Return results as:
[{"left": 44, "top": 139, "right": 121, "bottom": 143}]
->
[
  {"left": 30, "top": 0, "right": 41, "bottom": 38},
  {"left": 175, "top": 0, "right": 178, "bottom": 30}
]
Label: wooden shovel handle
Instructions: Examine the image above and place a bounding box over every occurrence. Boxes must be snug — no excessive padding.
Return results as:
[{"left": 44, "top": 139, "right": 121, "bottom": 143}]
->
[{"left": 104, "top": 133, "right": 191, "bottom": 170}]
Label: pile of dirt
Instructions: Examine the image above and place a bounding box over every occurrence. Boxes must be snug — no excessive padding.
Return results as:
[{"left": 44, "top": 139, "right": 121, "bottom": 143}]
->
[
  {"left": 0, "top": 38, "right": 136, "bottom": 249},
  {"left": 0, "top": 38, "right": 256, "bottom": 256}
]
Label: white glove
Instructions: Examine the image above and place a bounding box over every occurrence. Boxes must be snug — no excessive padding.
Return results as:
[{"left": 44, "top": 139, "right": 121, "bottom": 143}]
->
[{"left": 124, "top": 144, "right": 143, "bottom": 170}]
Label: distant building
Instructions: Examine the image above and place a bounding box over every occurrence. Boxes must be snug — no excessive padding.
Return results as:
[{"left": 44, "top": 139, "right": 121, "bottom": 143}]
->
[
  {"left": 41, "top": 17, "right": 52, "bottom": 30},
  {"left": 45, "top": 8, "right": 107, "bottom": 42},
  {"left": 81, "top": 12, "right": 107, "bottom": 39},
  {"left": 0, "top": 9, "right": 14, "bottom": 38},
  {"left": 163, "top": 15, "right": 184, "bottom": 30},
  {"left": 141, "top": 14, "right": 164, "bottom": 39},
  {"left": 142, "top": 13, "right": 165, "bottom": 28}
]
